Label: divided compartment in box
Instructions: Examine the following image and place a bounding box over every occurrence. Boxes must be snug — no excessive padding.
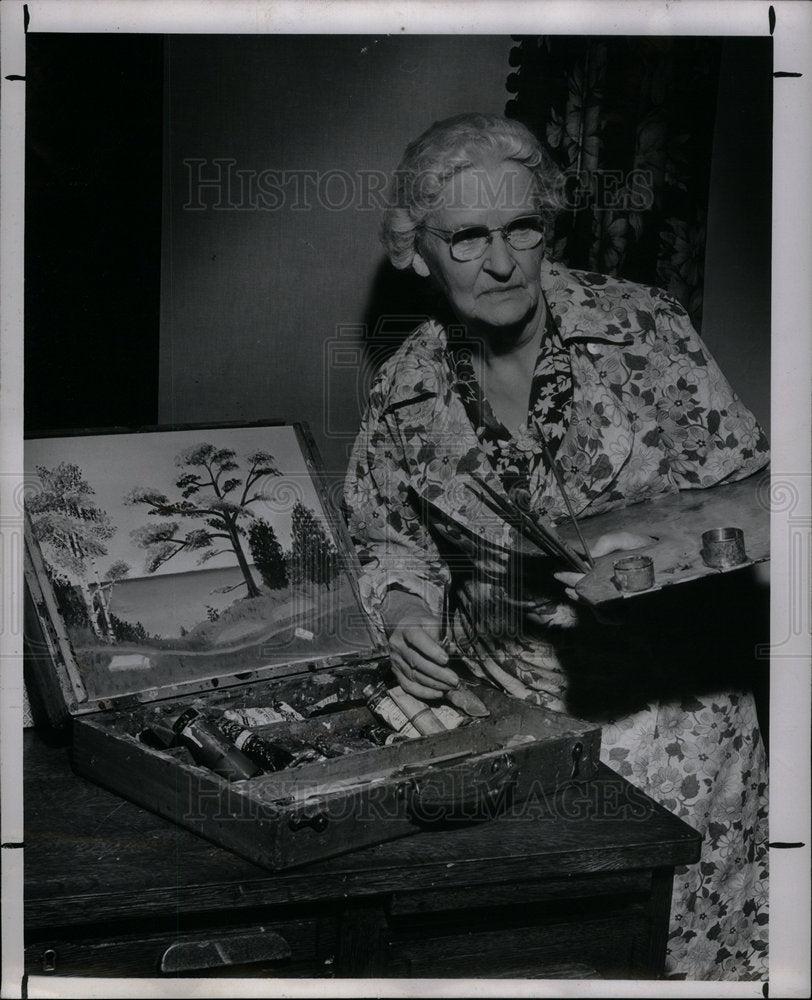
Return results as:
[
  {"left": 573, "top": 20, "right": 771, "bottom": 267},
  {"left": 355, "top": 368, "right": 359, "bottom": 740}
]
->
[{"left": 71, "top": 666, "right": 601, "bottom": 871}]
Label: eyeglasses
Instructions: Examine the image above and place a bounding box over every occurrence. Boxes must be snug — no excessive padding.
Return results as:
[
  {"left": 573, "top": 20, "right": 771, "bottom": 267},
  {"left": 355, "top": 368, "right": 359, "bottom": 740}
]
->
[{"left": 421, "top": 215, "right": 545, "bottom": 262}]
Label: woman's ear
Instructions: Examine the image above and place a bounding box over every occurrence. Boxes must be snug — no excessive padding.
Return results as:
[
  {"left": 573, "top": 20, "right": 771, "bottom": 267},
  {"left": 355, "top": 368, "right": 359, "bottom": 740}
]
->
[{"left": 411, "top": 251, "right": 431, "bottom": 278}]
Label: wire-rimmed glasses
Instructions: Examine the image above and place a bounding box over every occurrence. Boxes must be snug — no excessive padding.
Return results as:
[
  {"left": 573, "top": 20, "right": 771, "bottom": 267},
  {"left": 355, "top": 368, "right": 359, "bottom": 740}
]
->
[{"left": 421, "top": 215, "right": 545, "bottom": 262}]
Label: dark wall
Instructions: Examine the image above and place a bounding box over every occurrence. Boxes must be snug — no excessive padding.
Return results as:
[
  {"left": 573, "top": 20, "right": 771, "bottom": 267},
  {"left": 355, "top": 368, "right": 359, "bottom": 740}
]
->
[
  {"left": 25, "top": 33, "right": 163, "bottom": 433},
  {"left": 158, "top": 34, "right": 515, "bottom": 475},
  {"left": 702, "top": 37, "right": 772, "bottom": 439},
  {"left": 702, "top": 37, "right": 773, "bottom": 745}
]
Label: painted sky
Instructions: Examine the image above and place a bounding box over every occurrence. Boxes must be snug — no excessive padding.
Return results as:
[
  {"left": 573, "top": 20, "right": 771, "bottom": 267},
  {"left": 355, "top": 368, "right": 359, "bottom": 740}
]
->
[{"left": 24, "top": 424, "right": 332, "bottom": 580}]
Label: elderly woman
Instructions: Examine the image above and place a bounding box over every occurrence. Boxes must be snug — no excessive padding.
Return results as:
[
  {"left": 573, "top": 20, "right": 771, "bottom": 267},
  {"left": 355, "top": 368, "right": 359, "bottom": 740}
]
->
[{"left": 344, "top": 113, "right": 769, "bottom": 980}]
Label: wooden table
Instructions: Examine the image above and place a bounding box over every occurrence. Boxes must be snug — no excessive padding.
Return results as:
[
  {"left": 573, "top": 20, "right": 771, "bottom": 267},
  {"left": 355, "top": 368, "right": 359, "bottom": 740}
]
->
[{"left": 23, "top": 729, "right": 701, "bottom": 981}]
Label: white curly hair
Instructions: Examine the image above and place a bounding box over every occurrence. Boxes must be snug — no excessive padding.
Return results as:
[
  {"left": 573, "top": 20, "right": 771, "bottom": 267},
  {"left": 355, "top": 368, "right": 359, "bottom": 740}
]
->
[{"left": 381, "top": 112, "right": 564, "bottom": 270}]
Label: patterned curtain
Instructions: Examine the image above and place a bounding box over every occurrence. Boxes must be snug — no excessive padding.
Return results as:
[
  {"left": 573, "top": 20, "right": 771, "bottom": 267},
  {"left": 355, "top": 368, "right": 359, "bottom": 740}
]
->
[{"left": 505, "top": 36, "right": 722, "bottom": 332}]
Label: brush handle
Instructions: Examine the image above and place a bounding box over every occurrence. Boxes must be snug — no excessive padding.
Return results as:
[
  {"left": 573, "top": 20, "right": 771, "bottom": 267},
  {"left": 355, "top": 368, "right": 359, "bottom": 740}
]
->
[
  {"left": 468, "top": 474, "right": 589, "bottom": 572},
  {"left": 537, "top": 438, "right": 594, "bottom": 569}
]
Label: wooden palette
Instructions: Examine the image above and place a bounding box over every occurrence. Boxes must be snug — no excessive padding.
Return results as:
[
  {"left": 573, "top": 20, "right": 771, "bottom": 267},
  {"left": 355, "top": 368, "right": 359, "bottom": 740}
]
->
[{"left": 559, "top": 470, "right": 770, "bottom": 606}]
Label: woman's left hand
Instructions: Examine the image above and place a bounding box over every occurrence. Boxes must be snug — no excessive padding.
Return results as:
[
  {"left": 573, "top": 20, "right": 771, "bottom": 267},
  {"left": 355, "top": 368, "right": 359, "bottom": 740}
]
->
[{"left": 554, "top": 530, "right": 652, "bottom": 601}]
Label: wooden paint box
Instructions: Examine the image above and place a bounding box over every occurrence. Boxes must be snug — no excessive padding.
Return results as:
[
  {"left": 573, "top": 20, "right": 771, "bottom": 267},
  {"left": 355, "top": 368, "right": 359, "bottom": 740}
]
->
[{"left": 23, "top": 421, "right": 601, "bottom": 871}]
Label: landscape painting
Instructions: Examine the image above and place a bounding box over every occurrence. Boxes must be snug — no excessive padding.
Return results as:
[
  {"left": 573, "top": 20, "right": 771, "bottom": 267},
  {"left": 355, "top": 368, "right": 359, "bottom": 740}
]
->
[{"left": 24, "top": 424, "right": 377, "bottom": 699}]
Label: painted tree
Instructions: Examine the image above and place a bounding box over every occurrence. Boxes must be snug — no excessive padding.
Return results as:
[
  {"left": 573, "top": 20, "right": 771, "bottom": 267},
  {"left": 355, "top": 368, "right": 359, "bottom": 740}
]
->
[
  {"left": 248, "top": 519, "right": 288, "bottom": 590},
  {"left": 90, "top": 560, "right": 131, "bottom": 641},
  {"left": 126, "top": 444, "right": 281, "bottom": 598},
  {"left": 27, "top": 462, "right": 116, "bottom": 640},
  {"left": 289, "top": 501, "right": 339, "bottom": 588},
  {"left": 49, "top": 572, "right": 93, "bottom": 632}
]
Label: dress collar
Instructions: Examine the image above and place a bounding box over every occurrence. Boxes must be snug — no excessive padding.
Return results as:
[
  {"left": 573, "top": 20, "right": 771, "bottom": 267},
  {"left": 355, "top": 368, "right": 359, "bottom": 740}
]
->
[
  {"left": 380, "top": 261, "right": 634, "bottom": 415},
  {"left": 539, "top": 259, "right": 635, "bottom": 346}
]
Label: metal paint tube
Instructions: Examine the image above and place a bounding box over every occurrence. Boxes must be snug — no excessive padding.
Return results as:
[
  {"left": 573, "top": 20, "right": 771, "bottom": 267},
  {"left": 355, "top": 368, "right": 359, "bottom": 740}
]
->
[
  {"left": 169, "top": 708, "right": 261, "bottom": 781},
  {"left": 222, "top": 702, "right": 304, "bottom": 727},
  {"left": 387, "top": 685, "right": 447, "bottom": 735},
  {"left": 214, "top": 716, "right": 298, "bottom": 772},
  {"left": 363, "top": 682, "right": 420, "bottom": 739}
]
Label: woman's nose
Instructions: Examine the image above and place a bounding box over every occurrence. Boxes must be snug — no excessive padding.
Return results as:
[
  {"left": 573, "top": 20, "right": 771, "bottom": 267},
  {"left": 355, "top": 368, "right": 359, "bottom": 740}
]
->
[{"left": 482, "top": 232, "right": 515, "bottom": 278}]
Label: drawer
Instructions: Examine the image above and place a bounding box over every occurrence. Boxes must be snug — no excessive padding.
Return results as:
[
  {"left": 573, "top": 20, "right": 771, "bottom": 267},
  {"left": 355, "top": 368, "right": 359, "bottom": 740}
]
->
[
  {"left": 388, "top": 870, "right": 653, "bottom": 915},
  {"left": 25, "top": 913, "right": 338, "bottom": 978},
  {"left": 386, "top": 895, "right": 653, "bottom": 978}
]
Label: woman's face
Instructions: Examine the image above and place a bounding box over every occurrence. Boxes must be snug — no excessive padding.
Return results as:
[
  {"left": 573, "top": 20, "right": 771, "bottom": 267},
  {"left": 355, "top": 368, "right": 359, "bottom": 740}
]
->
[{"left": 412, "top": 159, "right": 544, "bottom": 336}]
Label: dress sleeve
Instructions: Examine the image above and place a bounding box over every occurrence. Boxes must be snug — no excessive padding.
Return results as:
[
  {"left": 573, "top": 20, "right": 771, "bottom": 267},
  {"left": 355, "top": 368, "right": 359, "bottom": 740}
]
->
[
  {"left": 648, "top": 288, "right": 770, "bottom": 488},
  {"left": 343, "top": 366, "right": 451, "bottom": 628}
]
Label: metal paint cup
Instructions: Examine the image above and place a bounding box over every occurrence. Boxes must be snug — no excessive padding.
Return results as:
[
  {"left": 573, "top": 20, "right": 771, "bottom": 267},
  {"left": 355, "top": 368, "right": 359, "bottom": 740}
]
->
[
  {"left": 701, "top": 527, "right": 747, "bottom": 569},
  {"left": 613, "top": 555, "right": 655, "bottom": 593}
]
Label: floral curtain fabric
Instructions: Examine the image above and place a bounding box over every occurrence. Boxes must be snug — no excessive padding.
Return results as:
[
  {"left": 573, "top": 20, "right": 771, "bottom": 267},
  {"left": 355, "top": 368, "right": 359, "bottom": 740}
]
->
[{"left": 506, "top": 36, "right": 722, "bottom": 332}]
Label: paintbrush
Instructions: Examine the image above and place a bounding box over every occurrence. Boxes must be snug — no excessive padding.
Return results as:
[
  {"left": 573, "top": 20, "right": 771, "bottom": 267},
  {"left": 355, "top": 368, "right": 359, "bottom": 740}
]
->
[
  {"left": 468, "top": 472, "right": 590, "bottom": 573},
  {"left": 537, "top": 438, "right": 595, "bottom": 570},
  {"left": 440, "top": 586, "right": 490, "bottom": 719}
]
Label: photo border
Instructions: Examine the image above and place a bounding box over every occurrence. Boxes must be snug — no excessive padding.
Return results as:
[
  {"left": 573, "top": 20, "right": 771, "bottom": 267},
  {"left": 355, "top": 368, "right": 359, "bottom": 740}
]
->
[{"left": 2, "top": 3, "right": 809, "bottom": 998}]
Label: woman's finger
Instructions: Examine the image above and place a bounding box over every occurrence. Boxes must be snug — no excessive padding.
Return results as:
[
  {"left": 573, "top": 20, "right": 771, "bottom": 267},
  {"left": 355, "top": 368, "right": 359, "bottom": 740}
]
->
[
  {"left": 391, "top": 661, "right": 446, "bottom": 701},
  {"left": 401, "top": 640, "right": 458, "bottom": 688},
  {"left": 388, "top": 644, "right": 450, "bottom": 691},
  {"left": 389, "top": 628, "right": 458, "bottom": 689},
  {"left": 553, "top": 571, "right": 584, "bottom": 587},
  {"left": 404, "top": 625, "right": 449, "bottom": 666}
]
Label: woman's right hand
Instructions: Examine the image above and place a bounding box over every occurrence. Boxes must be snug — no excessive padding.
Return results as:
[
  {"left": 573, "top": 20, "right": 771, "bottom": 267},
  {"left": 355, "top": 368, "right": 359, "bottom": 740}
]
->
[{"left": 382, "top": 590, "right": 459, "bottom": 700}]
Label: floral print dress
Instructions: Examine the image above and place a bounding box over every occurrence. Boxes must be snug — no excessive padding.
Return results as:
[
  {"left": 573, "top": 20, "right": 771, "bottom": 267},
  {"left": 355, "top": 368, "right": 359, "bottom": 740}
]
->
[{"left": 344, "top": 259, "right": 770, "bottom": 980}]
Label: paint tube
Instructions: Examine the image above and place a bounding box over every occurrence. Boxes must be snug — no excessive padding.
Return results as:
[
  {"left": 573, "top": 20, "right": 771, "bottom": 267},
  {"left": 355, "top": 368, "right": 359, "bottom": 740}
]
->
[
  {"left": 363, "top": 682, "right": 420, "bottom": 739},
  {"left": 214, "top": 716, "right": 300, "bottom": 771},
  {"left": 168, "top": 707, "right": 262, "bottom": 781},
  {"left": 387, "top": 685, "right": 447, "bottom": 735},
  {"left": 222, "top": 701, "right": 304, "bottom": 727}
]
